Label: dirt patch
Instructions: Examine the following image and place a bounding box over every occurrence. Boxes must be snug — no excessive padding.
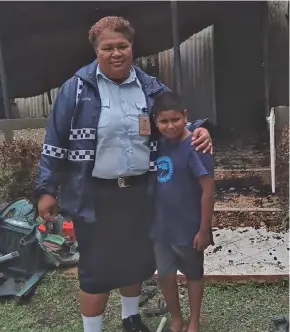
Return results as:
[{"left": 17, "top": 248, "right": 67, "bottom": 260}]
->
[
  {"left": 215, "top": 171, "right": 270, "bottom": 187},
  {"left": 214, "top": 140, "right": 270, "bottom": 169},
  {"left": 213, "top": 210, "right": 283, "bottom": 229},
  {"left": 215, "top": 154, "right": 269, "bottom": 169},
  {"left": 215, "top": 186, "right": 281, "bottom": 209},
  {"left": 276, "top": 125, "right": 289, "bottom": 230}
]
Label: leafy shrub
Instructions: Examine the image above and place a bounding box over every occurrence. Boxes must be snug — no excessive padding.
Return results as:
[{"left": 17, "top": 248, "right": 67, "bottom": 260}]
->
[{"left": 0, "top": 138, "right": 42, "bottom": 202}]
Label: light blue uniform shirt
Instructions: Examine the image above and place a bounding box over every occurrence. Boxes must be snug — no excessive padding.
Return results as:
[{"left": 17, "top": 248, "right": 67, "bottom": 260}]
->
[{"left": 92, "top": 65, "right": 150, "bottom": 179}]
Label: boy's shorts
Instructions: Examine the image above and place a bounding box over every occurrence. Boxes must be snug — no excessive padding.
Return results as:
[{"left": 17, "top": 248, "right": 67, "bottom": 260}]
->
[{"left": 154, "top": 242, "right": 204, "bottom": 280}]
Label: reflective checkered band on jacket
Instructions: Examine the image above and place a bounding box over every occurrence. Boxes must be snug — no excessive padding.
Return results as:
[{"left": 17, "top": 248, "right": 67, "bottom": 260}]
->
[
  {"left": 149, "top": 140, "right": 158, "bottom": 171},
  {"left": 69, "top": 128, "right": 96, "bottom": 140},
  {"left": 42, "top": 144, "right": 68, "bottom": 159},
  {"left": 149, "top": 161, "right": 157, "bottom": 171},
  {"left": 185, "top": 121, "right": 192, "bottom": 129},
  {"left": 76, "top": 77, "right": 84, "bottom": 105},
  {"left": 150, "top": 140, "right": 158, "bottom": 152},
  {"left": 68, "top": 149, "right": 95, "bottom": 161}
]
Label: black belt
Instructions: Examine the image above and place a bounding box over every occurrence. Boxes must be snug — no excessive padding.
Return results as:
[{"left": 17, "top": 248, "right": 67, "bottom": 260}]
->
[{"left": 95, "top": 172, "right": 149, "bottom": 188}]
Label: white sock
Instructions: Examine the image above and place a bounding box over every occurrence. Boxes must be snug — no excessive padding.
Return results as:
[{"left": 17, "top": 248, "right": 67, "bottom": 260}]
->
[
  {"left": 121, "top": 295, "right": 140, "bottom": 319},
  {"left": 82, "top": 314, "right": 103, "bottom": 332}
]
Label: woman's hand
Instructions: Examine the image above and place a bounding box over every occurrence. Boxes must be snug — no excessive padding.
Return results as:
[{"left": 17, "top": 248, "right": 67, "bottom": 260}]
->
[
  {"left": 191, "top": 128, "right": 213, "bottom": 154},
  {"left": 38, "top": 194, "right": 58, "bottom": 222}
]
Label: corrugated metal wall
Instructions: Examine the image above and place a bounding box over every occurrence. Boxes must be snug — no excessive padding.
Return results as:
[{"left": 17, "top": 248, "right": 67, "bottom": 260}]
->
[
  {"left": 15, "top": 88, "right": 58, "bottom": 118},
  {"left": 267, "top": 1, "right": 289, "bottom": 107},
  {"left": 15, "top": 55, "right": 160, "bottom": 119},
  {"left": 213, "top": 1, "right": 265, "bottom": 133},
  {"left": 135, "top": 54, "right": 159, "bottom": 78},
  {"left": 158, "top": 25, "right": 216, "bottom": 125}
]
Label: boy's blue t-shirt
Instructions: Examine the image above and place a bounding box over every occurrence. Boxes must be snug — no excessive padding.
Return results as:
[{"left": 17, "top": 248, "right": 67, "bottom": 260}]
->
[{"left": 150, "top": 134, "right": 214, "bottom": 246}]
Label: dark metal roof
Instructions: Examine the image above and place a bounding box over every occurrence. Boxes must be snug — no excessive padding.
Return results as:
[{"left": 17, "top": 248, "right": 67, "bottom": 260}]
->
[{"left": 0, "top": 1, "right": 217, "bottom": 98}]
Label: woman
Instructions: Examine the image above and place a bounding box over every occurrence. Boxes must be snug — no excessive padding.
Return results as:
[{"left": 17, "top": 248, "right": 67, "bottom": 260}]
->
[{"left": 35, "top": 16, "right": 213, "bottom": 332}]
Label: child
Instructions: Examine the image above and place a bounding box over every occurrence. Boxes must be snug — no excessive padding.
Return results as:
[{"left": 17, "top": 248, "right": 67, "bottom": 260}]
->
[{"left": 150, "top": 92, "right": 215, "bottom": 332}]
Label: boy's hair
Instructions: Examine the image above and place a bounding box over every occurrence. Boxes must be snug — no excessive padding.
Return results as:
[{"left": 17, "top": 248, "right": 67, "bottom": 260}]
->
[{"left": 153, "top": 92, "right": 185, "bottom": 116}]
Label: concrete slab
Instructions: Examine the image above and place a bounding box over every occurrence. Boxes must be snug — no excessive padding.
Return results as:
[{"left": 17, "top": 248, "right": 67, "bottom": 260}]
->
[
  {"left": 155, "top": 227, "right": 289, "bottom": 279},
  {"left": 61, "top": 227, "right": 288, "bottom": 282}
]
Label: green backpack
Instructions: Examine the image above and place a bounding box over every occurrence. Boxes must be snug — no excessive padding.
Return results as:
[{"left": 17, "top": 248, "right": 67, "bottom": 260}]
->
[{"left": 0, "top": 198, "right": 79, "bottom": 268}]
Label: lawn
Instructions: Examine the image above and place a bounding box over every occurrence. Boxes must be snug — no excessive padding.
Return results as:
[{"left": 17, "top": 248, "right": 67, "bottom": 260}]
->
[{"left": 0, "top": 271, "right": 288, "bottom": 332}]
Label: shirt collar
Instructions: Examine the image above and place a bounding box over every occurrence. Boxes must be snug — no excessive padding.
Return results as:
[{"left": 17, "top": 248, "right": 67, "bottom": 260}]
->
[{"left": 96, "top": 65, "right": 141, "bottom": 87}]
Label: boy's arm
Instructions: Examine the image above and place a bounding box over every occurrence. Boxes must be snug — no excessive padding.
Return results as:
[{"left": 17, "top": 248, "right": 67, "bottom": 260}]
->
[
  {"left": 199, "top": 175, "right": 215, "bottom": 233},
  {"left": 188, "top": 149, "right": 215, "bottom": 250}
]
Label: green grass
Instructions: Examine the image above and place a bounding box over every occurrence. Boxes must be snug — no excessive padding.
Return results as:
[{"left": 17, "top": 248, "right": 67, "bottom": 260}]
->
[{"left": 0, "top": 271, "right": 288, "bottom": 332}]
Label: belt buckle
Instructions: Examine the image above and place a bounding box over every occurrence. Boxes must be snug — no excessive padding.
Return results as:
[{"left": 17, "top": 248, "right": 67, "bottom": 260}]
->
[{"left": 118, "top": 177, "right": 130, "bottom": 188}]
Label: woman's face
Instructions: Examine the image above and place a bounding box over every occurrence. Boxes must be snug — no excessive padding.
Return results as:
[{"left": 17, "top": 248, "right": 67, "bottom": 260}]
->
[{"left": 96, "top": 29, "right": 133, "bottom": 83}]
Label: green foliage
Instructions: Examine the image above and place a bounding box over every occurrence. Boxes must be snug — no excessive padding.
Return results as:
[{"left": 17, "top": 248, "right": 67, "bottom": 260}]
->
[{"left": 0, "top": 138, "right": 42, "bottom": 202}]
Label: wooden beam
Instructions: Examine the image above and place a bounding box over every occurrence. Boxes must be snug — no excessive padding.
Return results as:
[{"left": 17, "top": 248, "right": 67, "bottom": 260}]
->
[
  {"left": 0, "top": 118, "right": 47, "bottom": 142},
  {"left": 0, "top": 118, "right": 47, "bottom": 131},
  {"left": 215, "top": 167, "right": 271, "bottom": 172},
  {"left": 214, "top": 207, "right": 282, "bottom": 212}
]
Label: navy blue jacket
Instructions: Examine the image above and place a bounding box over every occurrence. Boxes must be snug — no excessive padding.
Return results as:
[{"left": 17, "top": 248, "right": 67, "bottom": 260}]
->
[{"left": 35, "top": 60, "right": 207, "bottom": 222}]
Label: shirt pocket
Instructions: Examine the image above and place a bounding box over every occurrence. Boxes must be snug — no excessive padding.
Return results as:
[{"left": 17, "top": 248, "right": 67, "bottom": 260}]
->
[
  {"left": 129, "top": 102, "right": 146, "bottom": 122},
  {"left": 98, "top": 98, "right": 111, "bottom": 128}
]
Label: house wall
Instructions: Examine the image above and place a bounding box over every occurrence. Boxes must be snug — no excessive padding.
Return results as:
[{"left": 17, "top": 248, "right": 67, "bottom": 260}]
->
[
  {"left": 157, "top": 25, "right": 216, "bottom": 125},
  {"left": 213, "top": 1, "right": 265, "bottom": 134},
  {"left": 267, "top": 1, "right": 289, "bottom": 107},
  {"left": 11, "top": 1, "right": 289, "bottom": 131}
]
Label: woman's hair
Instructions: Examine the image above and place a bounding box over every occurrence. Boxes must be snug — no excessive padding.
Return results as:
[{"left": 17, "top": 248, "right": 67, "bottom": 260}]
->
[
  {"left": 153, "top": 92, "right": 185, "bottom": 116},
  {"left": 89, "top": 16, "right": 135, "bottom": 47}
]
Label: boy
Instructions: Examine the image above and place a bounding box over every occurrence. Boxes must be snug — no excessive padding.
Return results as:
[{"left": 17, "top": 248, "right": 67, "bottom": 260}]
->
[{"left": 150, "top": 92, "right": 215, "bottom": 332}]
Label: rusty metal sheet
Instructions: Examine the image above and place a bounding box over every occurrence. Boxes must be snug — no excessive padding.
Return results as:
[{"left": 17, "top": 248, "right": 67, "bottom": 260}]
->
[{"left": 158, "top": 25, "right": 216, "bottom": 125}]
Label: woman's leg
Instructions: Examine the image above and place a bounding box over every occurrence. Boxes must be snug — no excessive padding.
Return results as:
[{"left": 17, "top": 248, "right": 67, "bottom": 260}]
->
[
  {"left": 80, "top": 290, "right": 110, "bottom": 316},
  {"left": 73, "top": 219, "right": 109, "bottom": 332},
  {"left": 80, "top": 290, "right": 110, "bottom": 332},
  {"left": 120, "top": 283, "right": 151, "bottom": 332},
  {"left": 120, "top": 283, "right": 142, "bottom": 319}
]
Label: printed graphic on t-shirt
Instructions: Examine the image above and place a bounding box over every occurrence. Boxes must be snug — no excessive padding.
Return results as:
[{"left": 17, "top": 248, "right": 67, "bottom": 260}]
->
[{"left": 157, "top": 156, "right": 174, "bottom": 183}]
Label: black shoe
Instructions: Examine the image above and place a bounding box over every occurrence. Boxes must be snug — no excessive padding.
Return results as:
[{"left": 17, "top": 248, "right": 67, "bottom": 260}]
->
[{"left": 122, "top": 314, "right": 151, "bottom": 332}]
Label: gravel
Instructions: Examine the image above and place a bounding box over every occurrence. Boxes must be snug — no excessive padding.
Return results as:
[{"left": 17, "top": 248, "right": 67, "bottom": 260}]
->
[{"left": 0, "top": 128, "right": 46, "bottom": 144}]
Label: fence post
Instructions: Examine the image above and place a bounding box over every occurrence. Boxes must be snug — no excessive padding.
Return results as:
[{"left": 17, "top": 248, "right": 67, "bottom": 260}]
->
[
  {"left": 3, "top": 127, "right": 13, "bottom": 143},
  {"left": 170, "top": 1, "right": 182, "bottom": 96},
  {"left": 0, "top": 38, "right": 10, "bottom": 119}
]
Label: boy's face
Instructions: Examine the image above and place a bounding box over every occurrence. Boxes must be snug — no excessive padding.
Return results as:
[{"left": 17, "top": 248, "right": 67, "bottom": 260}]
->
[{"left": 155, "top": 109, "right": 188, "bottom": 140}]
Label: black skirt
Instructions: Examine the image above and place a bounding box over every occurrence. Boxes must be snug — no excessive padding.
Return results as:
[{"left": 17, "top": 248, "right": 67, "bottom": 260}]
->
[{"left": 73, "top": 175, "right": 156, "bottom": 294}]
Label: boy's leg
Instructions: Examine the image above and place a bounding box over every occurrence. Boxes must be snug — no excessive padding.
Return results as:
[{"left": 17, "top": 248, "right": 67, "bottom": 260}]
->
[
  {"left": 187, "top": 278, "right": 204, "bottom": 332},
  {"left": 154, "top": 242, "right": 184, "bottom": 332},
  {"left": 173, "top": 246, "right": 204, "bottom": 332}
]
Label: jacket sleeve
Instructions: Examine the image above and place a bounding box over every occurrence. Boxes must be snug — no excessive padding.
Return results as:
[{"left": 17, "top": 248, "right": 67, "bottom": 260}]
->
[
  {"left": 35, "top": 77, "right": 77, "bottom": 198},
  {"left": 187, "top": 118, "right": 210, "bottom": 132}
]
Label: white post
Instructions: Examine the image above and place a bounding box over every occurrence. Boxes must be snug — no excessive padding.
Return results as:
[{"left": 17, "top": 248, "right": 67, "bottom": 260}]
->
[
  {"left": 156, "top": 317, "right": 167, "bottom": 332},
  {"left": 266, "top": 107, "right": 276, "bottom": 193}
]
